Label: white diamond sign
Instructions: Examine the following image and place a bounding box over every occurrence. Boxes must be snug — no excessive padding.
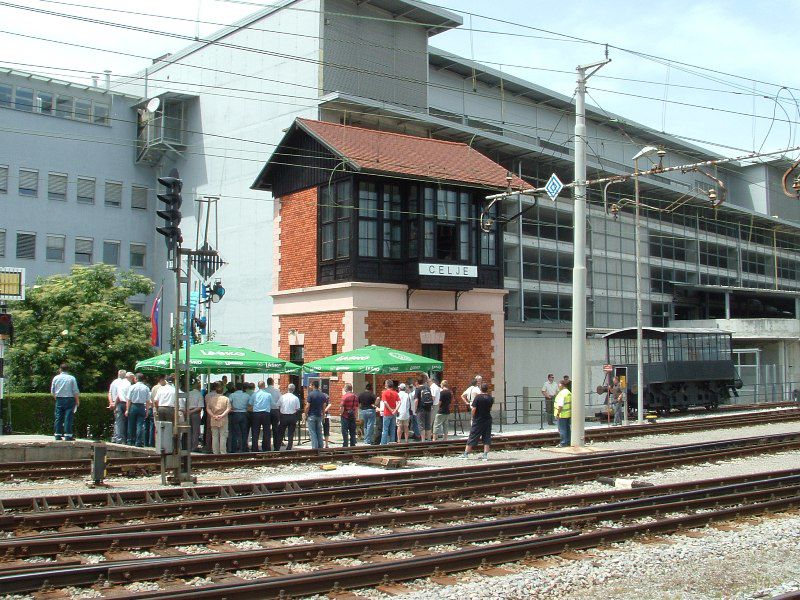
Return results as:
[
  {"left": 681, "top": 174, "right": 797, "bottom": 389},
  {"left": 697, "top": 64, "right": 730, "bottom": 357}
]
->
[{"left": 545, "top": 173, "right": 564, "bottom": 200}]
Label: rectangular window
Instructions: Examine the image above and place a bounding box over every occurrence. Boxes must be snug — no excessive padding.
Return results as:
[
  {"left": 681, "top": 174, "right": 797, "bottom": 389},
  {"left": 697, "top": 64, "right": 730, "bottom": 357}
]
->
[
  {"left": 319, "top": 180, "right": 351, "bottom": 262},
  {"left": 131, "top": 185, "right": 148, "bottom": 210},
  {"left": 102, "top": 240, "right": 120, "bottom": 265},
  {"left": 93, "top": 103, "right": 109, "bottom": 125},
  {"left": 0, "top": 84, "right": 11, "bottom": 108},
  {"left": 358, "top": 182, "right": 378, "bottom": 257},
  {"left": 74, "top": 99, "right": 91, "bottom": 122},
  {"left": 382, "top": 184, "right": 402, "bottom": 259},
  {"left": 459, "top": 191, "right": 470, "bottom": 261},
  {"left": 480, "top": 231, "right": 497, "bottom": 266},
  {"left": 409, "top": 185, "right": 418, "bottom": 259},
  {"left": 19, "top": 168, "right": 38, "bottom": 197},
  {"left": 0, "top": 229, "right": 5, "bottom": 257},
  {"left": 48, "top": 173, "right": 68, "bottom": 201},
  {"left": 55, "top": 95, "right": 74, "bottom": 119},
  {"left": 130, "top": 243, "right": 146, "bottom": 268},
  {"left": 0, "top": 165, "right": 7, "bottom": 193},
  {"left": 16, "top": 232, "right": 36, "bottom": 259},
  {"left": 14, "top": 87, "right": 34, "bottom": 111},
  {"left": 104, "top": 181, "right": 122, "bottom": 207},
  {"left": 36, "top": 91, "right": 54, "bottom": 115},
  {"left": 46, "top": 234, "right": 65, "bottom": 262},
  {"left": 75, "top": 237, "right": 93, "bottom": 264},
  {"left": 77, "top": 177, "right": 95, "bottom": 204}
]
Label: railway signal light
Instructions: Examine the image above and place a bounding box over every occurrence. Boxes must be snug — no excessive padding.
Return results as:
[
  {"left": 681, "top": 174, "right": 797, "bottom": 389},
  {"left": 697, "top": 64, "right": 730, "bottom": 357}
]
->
[
  {"left": 156, "top": 174, "right": 183, "bottom": 259},
  {"left": 0, "top": 313, "right": 12, "bottom": 342}
]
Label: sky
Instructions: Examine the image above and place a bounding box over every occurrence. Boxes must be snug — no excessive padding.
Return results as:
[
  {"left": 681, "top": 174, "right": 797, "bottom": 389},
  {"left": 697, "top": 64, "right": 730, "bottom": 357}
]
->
[{"left": 1, "top": 0, "right": 799, "bottom": 158}]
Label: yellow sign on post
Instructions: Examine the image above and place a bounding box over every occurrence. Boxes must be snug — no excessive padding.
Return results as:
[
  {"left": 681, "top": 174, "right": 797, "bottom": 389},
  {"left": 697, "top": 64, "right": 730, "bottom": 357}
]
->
[{"left": 0, "top": 268, "right": 25, "bottom": 302}]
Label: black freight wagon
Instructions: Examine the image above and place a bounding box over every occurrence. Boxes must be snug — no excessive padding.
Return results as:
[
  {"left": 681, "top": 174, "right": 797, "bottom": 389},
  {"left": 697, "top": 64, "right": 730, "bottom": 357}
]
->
[{"left": 603, "top": 327, "right": 742, "bottom": 414}]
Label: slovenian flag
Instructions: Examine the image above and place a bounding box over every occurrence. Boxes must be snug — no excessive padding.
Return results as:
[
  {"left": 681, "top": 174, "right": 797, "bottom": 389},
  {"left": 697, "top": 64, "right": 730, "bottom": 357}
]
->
[{"left": 150, "top": 286, "right": 163, "bottom": 347}]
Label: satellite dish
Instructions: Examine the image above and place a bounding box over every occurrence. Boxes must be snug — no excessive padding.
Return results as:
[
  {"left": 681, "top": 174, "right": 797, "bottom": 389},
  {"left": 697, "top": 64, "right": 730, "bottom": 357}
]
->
[{"left": 145, "top": 97, "right": 160, "bottom": 113}]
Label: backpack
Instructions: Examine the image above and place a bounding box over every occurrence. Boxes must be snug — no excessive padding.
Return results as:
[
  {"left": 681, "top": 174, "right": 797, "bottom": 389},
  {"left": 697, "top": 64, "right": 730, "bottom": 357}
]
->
[{"left": 418, "top": 385, "right": 434, "bottom": 409}]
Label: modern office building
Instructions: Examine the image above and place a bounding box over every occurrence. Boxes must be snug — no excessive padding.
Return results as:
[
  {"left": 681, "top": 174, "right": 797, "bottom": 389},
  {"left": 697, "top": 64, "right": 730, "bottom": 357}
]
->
[{"left": 3, "top": 0, "right": 798, "bottom": 404}]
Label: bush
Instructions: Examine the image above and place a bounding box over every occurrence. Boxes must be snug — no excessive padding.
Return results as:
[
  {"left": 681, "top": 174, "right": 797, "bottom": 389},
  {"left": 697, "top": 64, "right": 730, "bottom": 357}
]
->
[{"left": 2, "top": 393, "right": 112, "bottom": 440}]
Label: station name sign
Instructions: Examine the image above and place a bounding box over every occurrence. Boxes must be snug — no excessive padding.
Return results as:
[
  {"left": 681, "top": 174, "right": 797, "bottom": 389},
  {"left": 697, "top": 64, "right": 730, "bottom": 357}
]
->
[{"left": 418, "top": 263, "right": 478, "bottom": 278}]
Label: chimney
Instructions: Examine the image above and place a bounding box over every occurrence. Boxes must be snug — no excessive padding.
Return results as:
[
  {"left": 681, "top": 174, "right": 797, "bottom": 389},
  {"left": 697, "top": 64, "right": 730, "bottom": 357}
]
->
[
  {"left": 104, "top": 70, "right": 111, "bottom": 91},
  {"left": 91, "top": 75, "right": 99, "bottom": 88}
]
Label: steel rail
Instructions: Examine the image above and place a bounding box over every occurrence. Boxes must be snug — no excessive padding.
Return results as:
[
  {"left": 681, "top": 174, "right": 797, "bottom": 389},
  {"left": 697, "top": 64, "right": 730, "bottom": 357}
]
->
[
  {"left": 1, "top": 408, "right": 798, "bottom": 482},
  {"left": 3, "top": 432, "right": 798, "bottom": 534},
  {"left": 5, "top": 474, "right": 798, "bottom": 597},
  {"left": 2, "top": 434, "right": 798, "bottom": 557}
]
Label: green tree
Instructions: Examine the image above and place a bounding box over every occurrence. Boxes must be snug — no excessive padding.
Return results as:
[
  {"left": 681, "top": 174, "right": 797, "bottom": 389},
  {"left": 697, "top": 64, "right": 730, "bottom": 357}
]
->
[{"left": 7, "top": 264, "right": 156, "bottom": 392}]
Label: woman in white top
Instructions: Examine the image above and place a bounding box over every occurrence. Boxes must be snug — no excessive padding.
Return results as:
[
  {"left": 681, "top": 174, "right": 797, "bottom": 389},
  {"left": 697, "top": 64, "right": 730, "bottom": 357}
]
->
[{"left": 396, "top": 383, "right": 411, "bottom": 442}]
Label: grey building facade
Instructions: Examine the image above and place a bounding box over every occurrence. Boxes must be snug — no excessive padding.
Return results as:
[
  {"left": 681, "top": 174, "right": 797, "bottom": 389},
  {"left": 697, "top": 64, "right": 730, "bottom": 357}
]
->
[{"left": 4, "top": 0, "right": 799, "bottom": 402}]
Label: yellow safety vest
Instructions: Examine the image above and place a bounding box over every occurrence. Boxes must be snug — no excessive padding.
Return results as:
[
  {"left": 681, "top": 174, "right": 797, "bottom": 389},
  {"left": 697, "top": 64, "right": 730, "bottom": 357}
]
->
[{"left": 554, "top": 389, "right": 572, "bottom": 419}]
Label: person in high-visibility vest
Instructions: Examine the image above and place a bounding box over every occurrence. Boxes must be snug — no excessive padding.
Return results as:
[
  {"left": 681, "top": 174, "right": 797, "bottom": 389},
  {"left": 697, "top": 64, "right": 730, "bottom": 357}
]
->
[{"left": 554, "top": 379, "right": 572, "bottom": 447}]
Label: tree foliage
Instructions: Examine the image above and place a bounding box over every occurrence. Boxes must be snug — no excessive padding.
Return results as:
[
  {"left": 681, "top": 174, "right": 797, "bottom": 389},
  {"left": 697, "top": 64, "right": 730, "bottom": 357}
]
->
[{"left": 7, "top": 264, "right": 156, "bottom": 392}]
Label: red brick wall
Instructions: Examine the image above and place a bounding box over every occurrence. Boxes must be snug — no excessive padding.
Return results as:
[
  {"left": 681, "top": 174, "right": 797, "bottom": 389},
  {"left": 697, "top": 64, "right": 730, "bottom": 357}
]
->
[
  {"left": 277, "top": 187, "right": 318, "bottom": 291},
  {"left": 366, "top": 311, "right": 495, "bottom": 408},
  {"left": 277, "top": 312, "right": 346, "bottom": 413}
]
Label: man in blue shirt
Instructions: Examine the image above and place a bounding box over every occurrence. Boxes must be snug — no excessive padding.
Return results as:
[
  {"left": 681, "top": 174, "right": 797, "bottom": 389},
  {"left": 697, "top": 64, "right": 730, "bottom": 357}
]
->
[
  {"left": 304, "top": 380, "right": 329, "bottom": 450},
  {"left": 125, "top": 373, "right": 150, "bottom": 447},
  {"left": 228, "top": 382, "right": 251, "bottom": 453},
  {"left": 50, "top": 363, "right": 80, "bottom": 441},
  {"left": 249, "top": 380, "right": 273, "bottom": 452}
]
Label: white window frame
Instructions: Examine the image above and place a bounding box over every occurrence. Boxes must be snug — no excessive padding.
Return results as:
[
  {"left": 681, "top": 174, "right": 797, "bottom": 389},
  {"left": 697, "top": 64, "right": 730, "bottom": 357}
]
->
[
  {"left": 16, "top": 231, "right": 36, "bottom": 260},
  {"left": 104, "top": 180, "right": 122, "bottom": 207},
  {"left": 77, "top": 176, "right": 95, "bottom": 204},
  {"left": 74, "top": 236, "right": 93, "bottom": 264},
  {"left": 48, "top": 172, "right": 68, "bottom": 201},
  {"left": 46, "top": 234, "right": 66, "bottom": 262},
  {"left": 130, "top": 243, "right": 147, "bottom": 269},
  {"left": 19, "top": 168, "right": 38, "bottom": 197},
  {"left": 102, "top": 239, "right": 120, "bottom": 266}
]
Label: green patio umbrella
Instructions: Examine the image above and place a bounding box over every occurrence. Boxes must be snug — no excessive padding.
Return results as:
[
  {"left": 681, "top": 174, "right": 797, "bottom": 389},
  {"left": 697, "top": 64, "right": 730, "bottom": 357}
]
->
[
  {"left": 302, "top": 344, "right": 443, "bottom": 375},
  {"left": 135, "top": 341, "right": 302, "bottom": 374}
]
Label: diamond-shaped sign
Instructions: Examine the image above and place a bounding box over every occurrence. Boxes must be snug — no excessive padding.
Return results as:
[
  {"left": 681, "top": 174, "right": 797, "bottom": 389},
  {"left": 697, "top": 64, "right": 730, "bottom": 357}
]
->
[
  {"left": 190, "top": 242, "right": 225, "bottom": 282},
  {"left": 545, "top": 173, "right": 564, "bottom": 201}
]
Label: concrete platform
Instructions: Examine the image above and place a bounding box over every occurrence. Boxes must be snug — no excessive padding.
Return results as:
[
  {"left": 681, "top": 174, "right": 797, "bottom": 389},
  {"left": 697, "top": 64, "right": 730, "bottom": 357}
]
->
[{"left": 0, "top": 434, "right": 158, "bottom": 462}]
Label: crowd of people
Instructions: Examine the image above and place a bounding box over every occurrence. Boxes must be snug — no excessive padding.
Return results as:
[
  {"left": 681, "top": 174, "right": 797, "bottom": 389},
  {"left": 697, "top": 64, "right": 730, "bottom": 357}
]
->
[{"left": 52, "top": 366, "right": 498, "bottom": 457}]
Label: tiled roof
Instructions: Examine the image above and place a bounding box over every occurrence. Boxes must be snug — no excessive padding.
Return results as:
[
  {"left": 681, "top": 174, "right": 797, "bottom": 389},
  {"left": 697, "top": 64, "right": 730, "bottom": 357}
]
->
[{"left": 296, "top": 118, "right": 526, "bottom": 190}]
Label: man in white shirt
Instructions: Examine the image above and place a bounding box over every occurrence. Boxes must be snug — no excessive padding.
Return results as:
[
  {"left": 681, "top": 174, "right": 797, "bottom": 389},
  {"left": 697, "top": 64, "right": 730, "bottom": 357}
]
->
[
  {"left": 541, "top": 373, "right": 558, "bottom": 426},
  {"left": 107, "top": 369, "right": 131, "bottom": 444},
  {"left": 429, "top": 377, "right": 442, "bottom": 411},
  {"left": 277, "top": 383, "right": 301, "bottom": 450},
  {"left": 154, "top": 376, "right": 183, "bottom": 422},
  {"left": 460, "top": 374, "right": 482, "bottom": 409}
]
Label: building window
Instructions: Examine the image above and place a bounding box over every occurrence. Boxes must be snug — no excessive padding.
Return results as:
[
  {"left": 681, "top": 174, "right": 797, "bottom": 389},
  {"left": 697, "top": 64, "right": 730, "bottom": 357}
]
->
[
  {"left": 649, "top": 233, "right": 688, "bottom": 262},
  {"left": 358, "top": 182, "right": 378, "bottom": 257},
  {"left": 102, "top": 240, "right": 120, "bottom": 265},
  {"left": 421, "top": 343, "right": 443, "bottom": 379},
  {"left": 320, "top": 180, "right": 352, "bottom": 261},
  {"left": 650, "top": 266, "right": 689, "bottom": 294},
  {"left": 129, "top": 302, "right": 145, "bottom": 314},
  {"left": 75, "top": 237, "right": 93, "bottom": 264},
  {"left": 16, "top": 232, "right": 36, "bottom": 260},
  {"left": 74, "top": 99, "right": 91, "bottom": 122},
  {"left": 409, "top": 185, "right": 418, "bottom": 259},
  {"left": 130, "top": 243, "right": 146, "bottom": 268},
  {"left": 55, "top": 95, "right": 74, "bottom": 119},
  {"left": 36, "top": 91, "right": 54, "bottom": 115},
  {"left": 480, "top": 201, "right": 498, "bottom": 266},
  {"left": 46, "top": 234, "right": 65, "bottom": 262},
  {"left": 18, "top": 168, "right": 38, "bottom": 197},
  {"left": 14, "top": 87, "right": 34, "bottom": 111},
  {"left": 700, "top": 241, "right": 730, "bottom": 269},
  {"left": 93, "top": 104, "right": 109, "bottom": 125},
  {"left": 421, "top": 185, "right": 479, "bottom": 263},
  {"left": 0, "top": 165, "right": 7, "bottom": 193},
  {"left": 104, "top": 181, "right": 122, "bottom": 207},
  {"left": 741, "top": 250, "right": 767, "bottom": 276},
  {"left": 48, "top": 173, "right": 68, "bottom": 201},
  {"left": 0, "top": 84, "right": 11, "bottom": 108},
  {"left": 0, "top": 229, "right": 5, "bottom": 257},
  {"left": 289, "top": 344, "right": 304, "bottom": 364},
  {"left": 131, "top": 185, "right": 148, "bottom": 210},
  {"left": 77, "top": 177, "right": 95, "bottom": 204},
  {"left": 382, "top": 184, "right": 402, "bottom": 259}
]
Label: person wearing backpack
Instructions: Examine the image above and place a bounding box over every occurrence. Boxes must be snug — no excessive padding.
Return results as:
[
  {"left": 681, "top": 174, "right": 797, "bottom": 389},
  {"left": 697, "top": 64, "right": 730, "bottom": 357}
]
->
[{"left": 414, "top": 376, "right": 435, "bottom": 441}]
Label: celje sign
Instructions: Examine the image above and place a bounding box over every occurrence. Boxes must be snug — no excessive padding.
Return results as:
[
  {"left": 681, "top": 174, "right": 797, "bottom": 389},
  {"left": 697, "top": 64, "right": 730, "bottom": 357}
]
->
[{"left": 418, "top": 263, "right": 478, "bottom": 278}]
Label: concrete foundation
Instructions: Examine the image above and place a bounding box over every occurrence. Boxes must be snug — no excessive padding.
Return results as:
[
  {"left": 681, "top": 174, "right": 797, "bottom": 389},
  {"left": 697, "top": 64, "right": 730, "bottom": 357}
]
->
[{"left": 0, "top": 435, "right": 157, "bottom": 462}]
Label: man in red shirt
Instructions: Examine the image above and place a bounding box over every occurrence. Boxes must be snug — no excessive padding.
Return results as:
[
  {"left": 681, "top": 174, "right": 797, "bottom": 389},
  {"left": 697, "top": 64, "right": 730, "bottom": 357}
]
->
[
  {"left": 340, "top": 383, "right": 359, "bottom": 447},
  {"left": 379, "top": 380, "right": 399, "bottom": 444}
]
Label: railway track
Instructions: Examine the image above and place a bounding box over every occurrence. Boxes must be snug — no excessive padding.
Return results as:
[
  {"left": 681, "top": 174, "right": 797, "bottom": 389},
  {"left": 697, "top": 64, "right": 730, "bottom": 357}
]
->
[
  {"left": 2, "top": 406, "right": 799, "bottom": 482},
  {"left": 0, "top": 434, "right": 800, "bottom": 598}
]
